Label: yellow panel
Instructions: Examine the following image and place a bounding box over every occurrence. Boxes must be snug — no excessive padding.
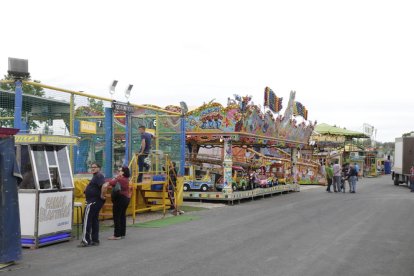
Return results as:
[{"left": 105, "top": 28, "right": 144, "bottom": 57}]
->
[
  {"left": 15, "top": 135, "right": 40, "bottom": 143},
  {"left": 41, "top": 135, "right": 78, "bottom": 145},
  {"left": 80, "top": 121, "right": 97, "bottom": 134}
]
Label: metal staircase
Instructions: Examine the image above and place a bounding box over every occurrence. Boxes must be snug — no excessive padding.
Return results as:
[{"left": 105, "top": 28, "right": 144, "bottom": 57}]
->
[{"left": 100, "top": 152, "right": 180, "bottom": 223}]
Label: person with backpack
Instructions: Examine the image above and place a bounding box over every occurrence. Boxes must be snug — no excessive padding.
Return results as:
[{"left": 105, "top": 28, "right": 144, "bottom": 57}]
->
[{"left": 348, "top": 164, "right": 358, "bottom": 193}]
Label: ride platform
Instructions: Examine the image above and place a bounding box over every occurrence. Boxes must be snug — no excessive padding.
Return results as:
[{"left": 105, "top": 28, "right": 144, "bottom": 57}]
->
[{"left": 183, "top": 184, "right": 300, "bottom": 205}]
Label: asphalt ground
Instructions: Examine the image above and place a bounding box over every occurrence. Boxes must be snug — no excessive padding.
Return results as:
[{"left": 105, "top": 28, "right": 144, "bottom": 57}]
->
[{"left": 4, "top": 175, "right": 414, "bottom": 276}]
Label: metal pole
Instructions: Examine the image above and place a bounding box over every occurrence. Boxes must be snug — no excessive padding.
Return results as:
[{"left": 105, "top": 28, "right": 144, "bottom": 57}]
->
[
  {"left": 69, "top": 93, "right": 74, "bottom": 168},
  {"left": 104, "top": 107, "right": 113, "bottom": 177},
  {"left": 73, "top": 120, "right": 80, "bottom": 173},
  {"left": 13, "top": 80, "right": 23, "bottom": 131},
  {"left": 155, "top": 113, "right": 160, "bottom": 173},
  {"left": 22, "top": 81, "right": 180, "bottom": 116},
  {"left": 124, "top": 110, "right": 130, "bottom": 166},
  {"left": 180, "top": 115, "right": 186, "bottom": 176}
]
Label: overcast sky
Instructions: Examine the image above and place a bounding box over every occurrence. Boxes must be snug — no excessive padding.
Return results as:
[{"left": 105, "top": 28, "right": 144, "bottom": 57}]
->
[{"left": 1, "top": 0, "right": 413, "bottom": 142}]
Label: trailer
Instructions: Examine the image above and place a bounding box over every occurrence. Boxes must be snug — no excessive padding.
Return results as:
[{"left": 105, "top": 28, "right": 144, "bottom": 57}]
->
[{"left": 392, "top": 136, "right": 414, "bottom": 186}]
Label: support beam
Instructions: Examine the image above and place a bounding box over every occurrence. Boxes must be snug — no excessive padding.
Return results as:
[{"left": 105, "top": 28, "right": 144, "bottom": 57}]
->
[
  {"left": 104, "top": 107, "right": 113, "bottom": 177},
  {"left": 13, "top": 80, "right": 23, "bottom": 132},
  {"left": 222, "top": 137, "right": 233, "bottom": 193},
  {"left": 124, "top": 110, "right": 130, "bottom": 166},
  {"left": 291, "top": 147, "right": 298, "bottom": 185},
  {"left": 180, "top": 116, "right": 186, "bottom": 176}
]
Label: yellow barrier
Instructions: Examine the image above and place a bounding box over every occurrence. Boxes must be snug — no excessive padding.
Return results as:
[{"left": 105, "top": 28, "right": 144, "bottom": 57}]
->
[{"left": 73, "top": 176, "right": 184, "bottom": 224}]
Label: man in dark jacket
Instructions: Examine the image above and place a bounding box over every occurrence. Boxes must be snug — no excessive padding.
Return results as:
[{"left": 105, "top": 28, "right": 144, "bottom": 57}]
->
[
  {"left": 348, "top": 164, "right": 358, "bottom": 193},
  {"left": 79, "top": 163, "right": 105, "bottom": 247}
]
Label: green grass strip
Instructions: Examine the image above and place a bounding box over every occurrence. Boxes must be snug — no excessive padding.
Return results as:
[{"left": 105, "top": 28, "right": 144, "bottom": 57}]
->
[{"left": 130, "top": 215, "right": 200, "bottom": 228}]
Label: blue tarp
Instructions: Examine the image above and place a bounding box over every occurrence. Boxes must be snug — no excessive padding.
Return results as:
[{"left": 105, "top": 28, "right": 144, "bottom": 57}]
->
[{"left": 0, "top": 137, "right": 22, "bottom": 263}]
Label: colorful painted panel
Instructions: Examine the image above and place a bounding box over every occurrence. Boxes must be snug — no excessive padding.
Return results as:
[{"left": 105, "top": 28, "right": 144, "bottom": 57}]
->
[{"left": 186, "top": 92, "right": 315, "bottom": 145}]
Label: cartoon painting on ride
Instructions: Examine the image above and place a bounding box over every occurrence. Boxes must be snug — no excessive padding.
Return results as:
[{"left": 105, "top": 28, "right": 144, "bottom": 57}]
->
[
  {"left": 185, "top": 91, "right": 323, "bottom": 187},
  {"left": 186, "top": 91, "right": 315, "bottom": 146}
]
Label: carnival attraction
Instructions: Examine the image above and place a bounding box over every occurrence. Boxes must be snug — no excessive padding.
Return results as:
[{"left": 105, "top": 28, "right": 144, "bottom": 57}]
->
[
  {"left": 183, "top": 90, "right": 317, "bottom": 203},
  {"left": 311, "top": 123, "right": 370, "bottom": 182},
  {"left": 0, "top": 59, "right": 186, "bottom": 249}
]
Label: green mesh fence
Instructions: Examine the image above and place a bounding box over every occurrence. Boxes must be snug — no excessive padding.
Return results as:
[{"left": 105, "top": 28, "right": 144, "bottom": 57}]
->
[
  {"left": 131, "top": 114, "right": 182, "bottom": 172},
  {"left": 73, "top": 94, "right": 112, "bottom": 174},
  {"left": 0, "top": 82, "right": 182, "bottom": 176}
]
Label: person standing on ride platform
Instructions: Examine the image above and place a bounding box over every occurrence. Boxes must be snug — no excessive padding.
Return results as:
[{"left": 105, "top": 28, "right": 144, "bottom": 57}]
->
[
  {"left": 137, "top": 126, "right": 154, "bottom": 183},
  {"left": 79, "top": 163, "right": 105, "bottom": 247}
]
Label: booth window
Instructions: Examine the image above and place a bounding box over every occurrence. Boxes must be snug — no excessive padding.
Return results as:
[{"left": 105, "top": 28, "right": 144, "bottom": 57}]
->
[
  {"left": 19, "top": 145, "right": 36, "bottom": 189},
  {"left": 56, "top": 146, "right": 73, "bottom": 188},
  {"left": 46, "top": 146, "right": 57, "bottom": 166},
  {"left": 32, "top": 145, "right": 52, "bottom": 189}
]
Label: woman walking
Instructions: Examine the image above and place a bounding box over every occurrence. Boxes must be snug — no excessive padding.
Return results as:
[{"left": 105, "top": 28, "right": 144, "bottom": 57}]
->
[{"left": 102, "top": 166, "right": 131, "bottom": 240}]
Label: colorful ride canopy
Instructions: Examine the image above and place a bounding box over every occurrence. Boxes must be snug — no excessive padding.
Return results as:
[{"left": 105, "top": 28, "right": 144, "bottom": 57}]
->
[{"left": 186, "top": 91, "right": 315, "bottom": 146}]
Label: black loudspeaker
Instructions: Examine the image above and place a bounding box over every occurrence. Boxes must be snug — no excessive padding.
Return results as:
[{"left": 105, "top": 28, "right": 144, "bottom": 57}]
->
[{"left": 8, "top": 57, "right": 29, "bottom": 79}]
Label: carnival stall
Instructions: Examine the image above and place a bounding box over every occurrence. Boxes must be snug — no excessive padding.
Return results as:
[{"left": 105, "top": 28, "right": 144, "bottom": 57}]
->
[
  {"left": 183, "top": 90, "right": 316, "bottom": 203},
  {"left": 311, "top": 123, "right": 369, "bottom": 183},
  {"left": 16, "top": 134, "right": 77, "bottom": 248}
]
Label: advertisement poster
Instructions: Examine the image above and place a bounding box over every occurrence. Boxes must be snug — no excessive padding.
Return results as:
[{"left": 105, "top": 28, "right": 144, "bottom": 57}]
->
[{"left": 38, "top": 191, "right": 73, "bottom": 235}]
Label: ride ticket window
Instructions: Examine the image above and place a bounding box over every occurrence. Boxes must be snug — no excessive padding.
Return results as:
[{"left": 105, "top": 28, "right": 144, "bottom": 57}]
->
[
  {"left": 32, "top": 145, "right": 52, "bottom": 189},
  {"left": 19, "top": 145, "right": 36, "bottom": 189},
  {"left": 46, "top": 146, "right": 57, "bottom": 166},
  {"left": 56, "top": 146, "right": 73, "bottom": 189}
]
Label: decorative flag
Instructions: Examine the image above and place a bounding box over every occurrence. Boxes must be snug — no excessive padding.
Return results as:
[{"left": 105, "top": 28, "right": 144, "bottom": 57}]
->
[
  {"left": 293, "top": 101, "right": 308, "bottom": 120},
  {"left": 264, "top": 87, "right": 283, "bottom": 113}
]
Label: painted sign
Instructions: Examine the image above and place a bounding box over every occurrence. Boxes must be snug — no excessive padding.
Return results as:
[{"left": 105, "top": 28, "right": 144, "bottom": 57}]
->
[
  {"left": 15, "top": 135, "right": 77, "bottom": 145},
  {"left": 112, "top": 102, "right": 135, "bottom": 113},
  {"left": 38, "top": 191, "right": 73, "bottom": 235},
  {"left": 15, "top": 135, "right": 40, "bottom": 143},
  {"left": 80, "top": 121, "right": 97, "bottom": 134},
  {"left": 41, "top": 135, "right": 78, "bottom": 145}
]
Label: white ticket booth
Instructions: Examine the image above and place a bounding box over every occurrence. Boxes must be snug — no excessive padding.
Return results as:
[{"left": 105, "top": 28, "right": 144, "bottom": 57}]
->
[{"left": 16, "top": 134, "right": 77, "bottom": 248}]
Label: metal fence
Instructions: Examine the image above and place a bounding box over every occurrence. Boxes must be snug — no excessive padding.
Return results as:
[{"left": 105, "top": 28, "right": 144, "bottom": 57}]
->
[{"left": 0, "top": 80, "right": 182, "bottom": 177}]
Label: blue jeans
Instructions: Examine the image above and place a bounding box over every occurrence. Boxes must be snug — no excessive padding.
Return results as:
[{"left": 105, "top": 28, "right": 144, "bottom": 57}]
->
[
  {"left": 333, "top": 176, "right": 341, "bottom": 192},
  {"left": 349, "top": 176, "right": 357, "bottom": 192},
  {"left": 410, "top": 179, "right": 414, "bottom": 192},
  {"left": 137, "top": 154, "right": 148, "bottom": 183}
]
